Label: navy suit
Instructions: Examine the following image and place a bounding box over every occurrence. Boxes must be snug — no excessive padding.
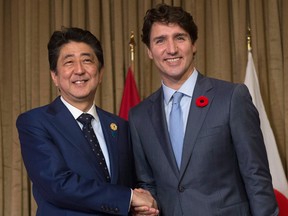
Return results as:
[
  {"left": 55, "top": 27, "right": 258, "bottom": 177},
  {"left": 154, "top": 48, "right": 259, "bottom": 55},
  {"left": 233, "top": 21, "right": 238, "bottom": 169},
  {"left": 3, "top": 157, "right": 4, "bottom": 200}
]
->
[
  {"left": 129, "top": 73, "right": 278, "bottom": 216},
  {"left": 17, "top": 97, "right": 135, "bottom": 216}
]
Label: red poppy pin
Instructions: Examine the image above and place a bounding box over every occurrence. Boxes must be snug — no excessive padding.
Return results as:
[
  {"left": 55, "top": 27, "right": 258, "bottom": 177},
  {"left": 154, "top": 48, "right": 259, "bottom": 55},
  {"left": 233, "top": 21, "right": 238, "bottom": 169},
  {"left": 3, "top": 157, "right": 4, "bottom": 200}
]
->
[{"left": 196, "top": 96, "right": 209, "bottom": 107}]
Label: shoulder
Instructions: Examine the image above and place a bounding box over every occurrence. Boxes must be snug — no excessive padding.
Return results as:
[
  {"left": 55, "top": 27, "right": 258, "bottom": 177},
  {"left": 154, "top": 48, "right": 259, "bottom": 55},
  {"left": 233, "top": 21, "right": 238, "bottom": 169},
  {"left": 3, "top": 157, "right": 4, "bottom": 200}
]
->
[
  {"left": 202, "top": 75, "right": 238, "bottom": 88},
  {"left": 200, "top": 74, "right": 248, "bottom": 96},
  {"left": 17, "top": 104, "right": 49, "bottom": 124},
  {"left": 96, "top": 106, "right": 127, "bottom": 125},
  {"left": 130, "top": 87, "right": 162, "bottom": 112},
  {"left": 17, "top": 97, "right": 63, "bottom": 122}
]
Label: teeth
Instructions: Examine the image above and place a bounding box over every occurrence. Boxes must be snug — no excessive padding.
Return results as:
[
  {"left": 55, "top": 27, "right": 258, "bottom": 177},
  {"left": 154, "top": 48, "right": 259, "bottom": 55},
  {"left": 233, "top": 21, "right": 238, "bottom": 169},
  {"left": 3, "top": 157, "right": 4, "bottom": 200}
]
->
[
  {"left": 74, "top": 80, "right": 85, "bottom": 84},
  {"left": 166, "top": 58, "right": 180, "bottom": 62}
]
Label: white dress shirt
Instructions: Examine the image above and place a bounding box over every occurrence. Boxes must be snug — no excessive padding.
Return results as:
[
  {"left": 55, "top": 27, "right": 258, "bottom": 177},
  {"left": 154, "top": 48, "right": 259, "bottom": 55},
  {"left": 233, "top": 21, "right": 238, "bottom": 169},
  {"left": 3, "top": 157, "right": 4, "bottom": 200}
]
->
[{"left": 60, "top": 97, "right": 111, "bottom": 174}]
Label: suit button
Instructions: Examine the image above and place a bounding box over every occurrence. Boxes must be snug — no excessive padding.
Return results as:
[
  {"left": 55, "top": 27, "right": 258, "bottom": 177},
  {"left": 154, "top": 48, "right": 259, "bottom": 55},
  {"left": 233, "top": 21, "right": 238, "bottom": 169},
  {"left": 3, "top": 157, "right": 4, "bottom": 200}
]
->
[{"left": 178, "top": 185, "right": 185, "bottom": 192}]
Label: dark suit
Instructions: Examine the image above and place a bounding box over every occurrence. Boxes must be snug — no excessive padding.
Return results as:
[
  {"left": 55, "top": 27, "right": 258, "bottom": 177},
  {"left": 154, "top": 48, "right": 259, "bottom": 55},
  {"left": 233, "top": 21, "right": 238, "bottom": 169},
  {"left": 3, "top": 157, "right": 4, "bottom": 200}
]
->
[
  {"left": 17, "top": 96, "right": 135, "bottom": 216},
  {"left": 129, "top": 73, "right": 278, "bottom": 216}
]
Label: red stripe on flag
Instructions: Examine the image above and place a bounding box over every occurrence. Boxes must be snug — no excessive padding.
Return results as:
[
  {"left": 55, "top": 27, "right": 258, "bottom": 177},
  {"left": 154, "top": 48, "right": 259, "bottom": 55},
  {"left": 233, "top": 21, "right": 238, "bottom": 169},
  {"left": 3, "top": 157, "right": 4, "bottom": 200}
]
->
[
  {"left": 119, "top": 67, "right": 140, "bottom": 120},
  {"left": 274, "top": 189, "right": 288, "bottom": 216}
]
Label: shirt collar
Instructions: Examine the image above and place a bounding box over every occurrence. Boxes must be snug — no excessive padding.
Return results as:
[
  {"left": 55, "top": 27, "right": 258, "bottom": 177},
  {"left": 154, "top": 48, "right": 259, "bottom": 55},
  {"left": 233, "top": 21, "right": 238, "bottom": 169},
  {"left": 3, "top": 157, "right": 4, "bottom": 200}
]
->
[
  {"left": 162, "top": 69, "right": 198, "bottom": 105},
  {"left": 60, "top": 97, "right": 99, "bottom": 122}
]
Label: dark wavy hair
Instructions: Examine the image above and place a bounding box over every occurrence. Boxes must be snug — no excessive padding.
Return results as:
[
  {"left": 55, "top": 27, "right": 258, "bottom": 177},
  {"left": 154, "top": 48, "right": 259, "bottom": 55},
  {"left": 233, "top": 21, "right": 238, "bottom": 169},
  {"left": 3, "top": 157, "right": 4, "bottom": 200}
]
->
[
  {"left": 48, "top": 27, "right": 104, "bottom": 72},
  {"left": 141, "top": 4, "right": 198, "bottom": 47}
]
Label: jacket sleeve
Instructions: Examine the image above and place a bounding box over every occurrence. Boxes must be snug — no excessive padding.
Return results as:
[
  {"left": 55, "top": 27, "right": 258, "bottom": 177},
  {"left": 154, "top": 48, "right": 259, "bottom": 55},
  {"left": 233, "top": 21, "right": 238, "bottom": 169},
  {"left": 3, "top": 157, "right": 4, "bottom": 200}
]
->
[{"left": 229, "top": 84, "right": 279, "bottom": 216}]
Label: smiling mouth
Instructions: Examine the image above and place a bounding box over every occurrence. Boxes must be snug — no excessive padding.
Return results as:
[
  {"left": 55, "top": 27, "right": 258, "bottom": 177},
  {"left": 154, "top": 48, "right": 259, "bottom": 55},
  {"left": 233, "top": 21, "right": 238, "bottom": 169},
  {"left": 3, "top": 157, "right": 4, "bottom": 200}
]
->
[
  {"left": 73, "top": 80, "right": 88, "bottom": 84},
  {"left": 165, "top": 57, "right": 181, "bottom": 62}
]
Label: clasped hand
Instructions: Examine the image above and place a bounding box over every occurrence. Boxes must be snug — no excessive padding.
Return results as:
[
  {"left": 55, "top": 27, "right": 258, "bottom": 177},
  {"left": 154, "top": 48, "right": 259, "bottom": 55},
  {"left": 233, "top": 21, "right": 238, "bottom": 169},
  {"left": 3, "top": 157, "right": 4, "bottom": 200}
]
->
[{"left": 131, "top": 188, "right": 159, "bottom": 216}]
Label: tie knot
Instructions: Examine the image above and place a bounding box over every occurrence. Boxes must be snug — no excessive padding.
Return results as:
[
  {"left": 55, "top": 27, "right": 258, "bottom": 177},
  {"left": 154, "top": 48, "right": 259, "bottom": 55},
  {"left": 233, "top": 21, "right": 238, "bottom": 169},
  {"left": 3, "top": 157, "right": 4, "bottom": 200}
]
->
[
  {"left": 77, "top": 113, "right": 94, "bottom": 125},
  {"left": 172, "top": 92, "right": 183, "bottom": 104}
]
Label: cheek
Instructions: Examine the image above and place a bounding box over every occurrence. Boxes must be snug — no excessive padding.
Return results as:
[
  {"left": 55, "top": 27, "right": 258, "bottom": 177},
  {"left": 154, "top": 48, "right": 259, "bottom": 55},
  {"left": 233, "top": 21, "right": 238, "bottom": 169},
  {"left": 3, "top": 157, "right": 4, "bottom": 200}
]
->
[
  {"left": 58, "top": 71, "right": 73, "bottom": 84},
  {"left": 184, "top": 48, "right": 194, "bottom": 59},
  {"left": 93, "top": 68, "right": 103, "bottom": 82},
  {"left": 149, "top": 47, "right": 166, "bottom": 61},
  {"left": 54, "top": 74, "right": 71, "bottom": 88}
]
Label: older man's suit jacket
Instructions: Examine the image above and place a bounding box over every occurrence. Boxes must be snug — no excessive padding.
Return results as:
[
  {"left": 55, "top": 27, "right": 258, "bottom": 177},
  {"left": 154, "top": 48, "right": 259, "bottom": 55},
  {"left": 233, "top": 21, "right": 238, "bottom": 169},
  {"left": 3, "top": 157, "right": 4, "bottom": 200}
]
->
[
  {"left": 17, "top": 97, "right": 135, "bottom": 216},
  {"left": 129, "top": 73, "right": 278, "bottom": 216}
]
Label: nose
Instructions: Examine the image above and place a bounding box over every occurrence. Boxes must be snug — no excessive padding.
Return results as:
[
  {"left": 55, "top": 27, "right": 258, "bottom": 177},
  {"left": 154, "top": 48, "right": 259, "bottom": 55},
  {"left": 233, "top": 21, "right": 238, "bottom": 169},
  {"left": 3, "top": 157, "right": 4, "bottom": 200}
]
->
[
  {"left": 74, "top": 61, "right": 85, "bottom": 75},
  {"left": 166, "top": 40, "right": 178, "bottom": 54}
]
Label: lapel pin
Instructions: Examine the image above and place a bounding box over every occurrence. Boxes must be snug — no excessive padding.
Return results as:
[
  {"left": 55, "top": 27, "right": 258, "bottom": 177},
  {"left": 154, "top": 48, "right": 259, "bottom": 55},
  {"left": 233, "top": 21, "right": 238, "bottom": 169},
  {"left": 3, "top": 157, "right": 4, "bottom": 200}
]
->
[
  {"left": 110, "top": 123, "right": 117, "bottom": 138},
  {"left": 196, "top": 96, "right": 209, "bottom": 107},
  {"left": 110, "top": 123, "right": 117, "bottom": 131}
]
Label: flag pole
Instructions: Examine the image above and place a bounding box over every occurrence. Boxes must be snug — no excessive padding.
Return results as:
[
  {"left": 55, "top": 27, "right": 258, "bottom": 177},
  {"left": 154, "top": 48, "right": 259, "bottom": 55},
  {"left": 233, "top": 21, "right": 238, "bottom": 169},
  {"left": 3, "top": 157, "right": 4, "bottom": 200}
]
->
[
  {"left": 246, "top": 0, "right": 252, "bottom": 53},
  {"left": 119, "top": 31, "right": 140, "bottom": 120},
  {"left": 129, "top": 31, "right": 136, "bottom": 73},
  {"left": 247, "top": 27, "right": 252, "bottom": 52}
]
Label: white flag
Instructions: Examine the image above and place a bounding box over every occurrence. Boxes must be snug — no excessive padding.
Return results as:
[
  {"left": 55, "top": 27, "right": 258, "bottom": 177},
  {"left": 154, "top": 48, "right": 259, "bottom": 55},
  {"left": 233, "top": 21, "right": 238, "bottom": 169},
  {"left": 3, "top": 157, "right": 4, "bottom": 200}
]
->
[{"left": 244, "top": 51, "right": 288, "bottom": 214}]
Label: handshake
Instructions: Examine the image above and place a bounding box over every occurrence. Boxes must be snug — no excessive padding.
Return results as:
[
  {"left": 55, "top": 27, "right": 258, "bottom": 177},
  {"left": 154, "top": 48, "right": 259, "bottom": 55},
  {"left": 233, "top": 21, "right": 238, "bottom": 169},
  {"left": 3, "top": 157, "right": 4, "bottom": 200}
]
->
[{"left": 131, "top": 188, "right": 159, "bottom": 216}]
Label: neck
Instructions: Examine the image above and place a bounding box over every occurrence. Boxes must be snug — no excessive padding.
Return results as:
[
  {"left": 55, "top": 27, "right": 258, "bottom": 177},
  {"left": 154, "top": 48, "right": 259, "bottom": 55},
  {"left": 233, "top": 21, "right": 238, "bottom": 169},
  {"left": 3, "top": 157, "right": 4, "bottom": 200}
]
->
[{"left": 61, "top": 96, "right": 94, "bottom": 113}]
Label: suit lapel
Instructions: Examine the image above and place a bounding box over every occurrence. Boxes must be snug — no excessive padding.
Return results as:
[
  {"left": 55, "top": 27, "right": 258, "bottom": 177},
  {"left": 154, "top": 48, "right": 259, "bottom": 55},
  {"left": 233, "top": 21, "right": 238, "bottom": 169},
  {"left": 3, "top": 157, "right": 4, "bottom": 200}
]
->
[
  {"left": 148, "top": 89, "right": 180, "bottom": 177},
  {"left": 45, "top": 97, "right": 107, "bottom": 181},
  {"left": 180, "top": 74, "right": 215, "bottom": 177},
  {"left": 97, "top": 108, "right": 119, "bottom": 184}
]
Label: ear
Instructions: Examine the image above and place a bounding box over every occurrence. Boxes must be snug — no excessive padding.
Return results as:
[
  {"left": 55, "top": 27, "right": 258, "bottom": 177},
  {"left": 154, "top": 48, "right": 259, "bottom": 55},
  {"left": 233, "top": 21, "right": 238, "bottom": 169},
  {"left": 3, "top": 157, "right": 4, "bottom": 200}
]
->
[
  {"left": 98, "top": 68, "right": 104, "bottom": 84},
  {"left": 192, "top": 42, "right": 197, "bottom": 55},
  {"left": 50, "top": 71, "right": 58, "bottom": 87},
  {"left": 147, "top": 47, "right": 153, "bottom": 60}
]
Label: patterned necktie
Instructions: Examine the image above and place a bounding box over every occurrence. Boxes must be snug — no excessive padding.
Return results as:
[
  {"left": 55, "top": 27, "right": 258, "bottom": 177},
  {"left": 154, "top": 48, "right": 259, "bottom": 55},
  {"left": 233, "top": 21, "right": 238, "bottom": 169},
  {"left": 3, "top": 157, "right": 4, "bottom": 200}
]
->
[
  {"left": 77, "top": 113, "right": 111, "bottom": 182},
  {"left": 169, "top": 92, "right": 184, "bottom": 169}
]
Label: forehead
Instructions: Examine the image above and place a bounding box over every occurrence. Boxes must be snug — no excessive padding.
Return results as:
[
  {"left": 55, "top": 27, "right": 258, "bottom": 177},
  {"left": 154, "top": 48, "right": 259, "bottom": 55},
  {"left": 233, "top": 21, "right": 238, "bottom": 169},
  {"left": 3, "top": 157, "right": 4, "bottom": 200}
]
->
[
  {"left": 59, "top": 41, "right": 95, "bottom": 58},
  {"left": 150, "top": 22, "right": 188, "bottom": 38}
]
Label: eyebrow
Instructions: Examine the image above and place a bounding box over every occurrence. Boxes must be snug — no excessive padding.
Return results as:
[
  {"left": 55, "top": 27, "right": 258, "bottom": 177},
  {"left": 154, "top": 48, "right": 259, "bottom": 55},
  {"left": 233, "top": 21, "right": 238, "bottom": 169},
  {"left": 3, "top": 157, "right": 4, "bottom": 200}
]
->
[
  {"left": 152, "top": 32, "right": 188, "bottom": 42},
  {"left": 152, "top": 35, "right": 166, "bottom": 42},
  {"left": 62, "top": 53, "right": 93, "bottom": 60},
  {"left": 174, "top": 32, "right": 188, "bottom": 37}
]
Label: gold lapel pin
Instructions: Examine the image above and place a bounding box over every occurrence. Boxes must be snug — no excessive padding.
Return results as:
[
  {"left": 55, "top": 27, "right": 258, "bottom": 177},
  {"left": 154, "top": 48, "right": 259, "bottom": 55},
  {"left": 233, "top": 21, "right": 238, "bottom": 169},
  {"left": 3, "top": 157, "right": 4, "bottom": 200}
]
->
[{"left": 110, "top": 123, "right": 117, "bottom": 131}]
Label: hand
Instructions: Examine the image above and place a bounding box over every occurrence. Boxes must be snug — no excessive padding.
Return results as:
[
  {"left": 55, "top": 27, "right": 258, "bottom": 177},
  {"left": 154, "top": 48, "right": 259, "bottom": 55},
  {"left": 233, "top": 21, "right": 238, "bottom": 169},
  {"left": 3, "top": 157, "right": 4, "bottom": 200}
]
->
[{"left": 131, "top": 188, "right": 159, "bottom": 216}]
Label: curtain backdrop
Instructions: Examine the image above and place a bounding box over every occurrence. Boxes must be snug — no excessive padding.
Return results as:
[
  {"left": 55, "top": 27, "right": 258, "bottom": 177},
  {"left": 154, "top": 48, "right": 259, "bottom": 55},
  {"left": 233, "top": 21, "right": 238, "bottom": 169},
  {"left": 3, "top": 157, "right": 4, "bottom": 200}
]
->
[{"left": 0, "top": 0, "right": 287, "bottom": 215}]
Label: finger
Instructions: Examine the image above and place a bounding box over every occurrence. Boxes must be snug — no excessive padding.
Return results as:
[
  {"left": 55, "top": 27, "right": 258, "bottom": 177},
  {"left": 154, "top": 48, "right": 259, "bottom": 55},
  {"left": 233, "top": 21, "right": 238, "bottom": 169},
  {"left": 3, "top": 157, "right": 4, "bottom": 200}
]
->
[
  {"left": 132, "top": 207, "right": 159, "bottom": 215},
  {"left": 135, "top": 188, "right": 151, "bottom": 195},
  {"left": 133, "top": 206, "right": 150, "bottom": 212}
]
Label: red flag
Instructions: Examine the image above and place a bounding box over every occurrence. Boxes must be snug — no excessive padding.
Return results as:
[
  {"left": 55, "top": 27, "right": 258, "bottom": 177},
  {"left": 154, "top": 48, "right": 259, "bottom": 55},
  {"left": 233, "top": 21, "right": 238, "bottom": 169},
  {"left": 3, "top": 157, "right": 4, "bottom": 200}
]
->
[
  {"left": 119, "top": 67, "right": 140, "bottom": 120},
  {"left": 244, "top": 51, "right": 288, "bottom": 215}
]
